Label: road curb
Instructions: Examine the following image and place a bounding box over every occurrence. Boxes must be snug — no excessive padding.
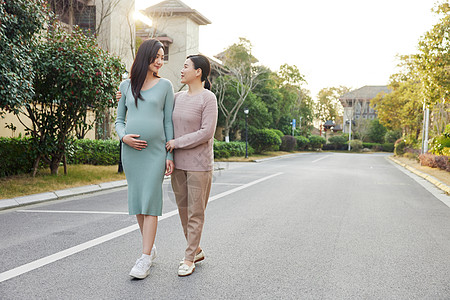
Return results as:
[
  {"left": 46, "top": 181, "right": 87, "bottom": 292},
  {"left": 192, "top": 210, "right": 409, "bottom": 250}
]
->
[{"left": 388, "top": 156, "right": 450, "bottom": 195}]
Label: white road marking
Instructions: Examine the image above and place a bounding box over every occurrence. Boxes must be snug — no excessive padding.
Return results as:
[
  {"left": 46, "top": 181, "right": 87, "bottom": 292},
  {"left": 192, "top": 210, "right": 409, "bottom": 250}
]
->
[
  {"left": 0, "top": 172, "right": 283, "bottom": 283},
  {"left": 209, "top": 172, "right": 283, "bottom": 202},
  {"left": 16, "top": 210, "right": 128, "bottom": 215},
  {"left": 210, "top": 182, "right": 244, "bottom": 186},
  {"left": 311, "top": 156, "right": 331, "bottom": 163}
]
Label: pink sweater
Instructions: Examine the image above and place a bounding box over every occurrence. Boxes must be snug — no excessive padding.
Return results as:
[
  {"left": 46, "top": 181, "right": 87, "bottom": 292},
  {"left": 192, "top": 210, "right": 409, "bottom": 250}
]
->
[{"left": 172, "top": 89, "right": 218, "bottom": 171}]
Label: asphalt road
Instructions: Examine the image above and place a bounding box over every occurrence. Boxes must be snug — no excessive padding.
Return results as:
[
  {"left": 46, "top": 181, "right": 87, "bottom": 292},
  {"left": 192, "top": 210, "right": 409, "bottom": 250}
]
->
[{"left": 1, "top": 153, "right": 450, "bottom": 299}]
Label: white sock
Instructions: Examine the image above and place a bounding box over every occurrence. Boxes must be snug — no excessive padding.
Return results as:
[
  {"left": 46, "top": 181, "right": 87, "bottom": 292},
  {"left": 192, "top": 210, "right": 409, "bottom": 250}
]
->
[{"left": 141, "top": 253, "right": 151, "bottom": 262}]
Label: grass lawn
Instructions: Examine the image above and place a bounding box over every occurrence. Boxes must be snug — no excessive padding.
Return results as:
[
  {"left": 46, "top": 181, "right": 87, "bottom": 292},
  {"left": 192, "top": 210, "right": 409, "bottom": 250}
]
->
[{"left": 0, "top": 165, "right": 126, "bottom": 200}]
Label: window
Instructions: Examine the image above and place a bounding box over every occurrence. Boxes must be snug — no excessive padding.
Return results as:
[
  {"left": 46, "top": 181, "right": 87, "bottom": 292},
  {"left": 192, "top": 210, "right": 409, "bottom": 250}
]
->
[
  {"left": 75, "top": 5, "right": 96, "bottom": 35},
  {"left": 164, "top": 45, "right": 169, "bottom": 61}
]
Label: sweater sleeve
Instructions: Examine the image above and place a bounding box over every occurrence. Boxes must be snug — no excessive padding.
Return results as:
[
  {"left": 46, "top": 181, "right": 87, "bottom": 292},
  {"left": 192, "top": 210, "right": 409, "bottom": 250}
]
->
[
  {"left": 163, "top": 82, "right": 174, "bottom": 161},
  {"left": 114, "top": 80, "right": 129, "bottom": 141},
  {"left": 173, "top": 92, "right": 218, "bottom": 150}
]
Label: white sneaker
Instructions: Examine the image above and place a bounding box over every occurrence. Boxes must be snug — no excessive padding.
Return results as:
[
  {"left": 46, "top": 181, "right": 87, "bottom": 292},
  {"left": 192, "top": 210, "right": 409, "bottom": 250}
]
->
[
  {"left": 150, "top": 244, "right": 157, "bottom": 262},
  {"left": 178, "top": 263, "right": 195, "bottom": 277},
  {"left": 129, "top": 257, "right": 152, "bottom": 279}
]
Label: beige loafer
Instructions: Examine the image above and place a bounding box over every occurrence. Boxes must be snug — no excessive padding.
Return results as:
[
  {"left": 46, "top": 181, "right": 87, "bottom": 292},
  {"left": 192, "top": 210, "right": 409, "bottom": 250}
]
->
[
  {"left": 178, "top": 263, "right": 195, "bottom": 277},
  {"left": 179, "top": 249, "right": 205, "bottom": 265}
]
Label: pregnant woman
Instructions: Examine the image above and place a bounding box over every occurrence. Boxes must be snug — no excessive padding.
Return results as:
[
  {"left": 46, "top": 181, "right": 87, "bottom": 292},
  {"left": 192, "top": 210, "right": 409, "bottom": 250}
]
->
[{"left": 115, "top": 39, "right": 174, "bottom": 279}]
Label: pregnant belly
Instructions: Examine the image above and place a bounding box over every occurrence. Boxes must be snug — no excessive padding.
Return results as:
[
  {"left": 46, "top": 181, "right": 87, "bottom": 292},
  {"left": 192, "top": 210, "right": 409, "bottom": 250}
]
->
[{"left": 126, "top": 118, "right": 165, "bottom": 144}]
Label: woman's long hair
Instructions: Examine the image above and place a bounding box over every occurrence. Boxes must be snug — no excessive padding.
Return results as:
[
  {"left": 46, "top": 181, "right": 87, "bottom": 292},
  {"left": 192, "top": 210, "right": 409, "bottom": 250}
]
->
[
  {"left": 186, "top": 54, "right": 211, "bottom": 90},
  {"left": 130, "top": 39, "right": 164, "bottom": 107}
]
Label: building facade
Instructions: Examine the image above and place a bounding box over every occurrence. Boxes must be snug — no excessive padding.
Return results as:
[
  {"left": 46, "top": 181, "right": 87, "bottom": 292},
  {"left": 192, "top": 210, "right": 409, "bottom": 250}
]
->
[
  {"left": 339, "top": 85, "right": 391, "bottom": 133},
  {"left": 138, "top": 0, "right": 211, "bottom": 92}
]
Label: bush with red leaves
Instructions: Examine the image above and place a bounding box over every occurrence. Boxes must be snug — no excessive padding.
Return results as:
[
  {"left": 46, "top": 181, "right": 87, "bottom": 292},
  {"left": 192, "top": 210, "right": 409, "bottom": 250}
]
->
[{"left": 419, "top": 153, "right": 450, "bottom": 172}]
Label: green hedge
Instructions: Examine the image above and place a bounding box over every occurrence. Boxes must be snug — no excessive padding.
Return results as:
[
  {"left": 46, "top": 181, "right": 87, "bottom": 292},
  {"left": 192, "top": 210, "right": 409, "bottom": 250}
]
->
[
  {"left": 280, "top": 135, "right": 297, "bottom": 152},
  {"left": 328, "top": 135, "right": 348, "bottom": 150},
  {"left": 0, "top": 137, "right": 35, "bottom": 177},
  {"left": 67, "top": 139, "right": 120, "bottom": 165},
  {"left": 248, "top": 129, "right": 282, "bottom": 153},
  {"left": 295, "top": 136, "right": 309, "bottom": 150},
  {"left": 362, "top": 142, "right": 394, "bottom": 152},
  {"left": 349, "top": 139, "right": 363, "bottom": 152},
  {"left": 308, "top": 135, "right": 326, "bottom": 150},
  {"left": 214, "top": 141, "right": 254, "bottom": 158}
]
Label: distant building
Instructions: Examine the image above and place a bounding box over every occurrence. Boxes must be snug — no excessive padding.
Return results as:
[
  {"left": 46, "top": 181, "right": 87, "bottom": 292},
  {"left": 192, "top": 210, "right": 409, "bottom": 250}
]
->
[
  {"left": 50, "top": 0, "right": 136, "bottom": 70},
  {"left": 139, "top": 0, "right": 211, "bottom": 92},
  {"left": 339, "top": 85, "right": 391, "bottom": 133}
]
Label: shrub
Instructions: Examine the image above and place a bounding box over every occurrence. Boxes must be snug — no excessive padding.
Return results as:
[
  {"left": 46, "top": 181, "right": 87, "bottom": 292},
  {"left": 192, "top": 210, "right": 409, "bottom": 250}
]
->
[
  {"left": 362, "top": 142, "right": 378, "bottom": 149},
  {"left": 394, "top": 139, "right": 407, "bottom": 156},
  {"left": 430, "top": 133, "right": 450, "bottom": 155},
  {"left": 368, "top": 119, "right": 387, "bottom": 143},
  {"left": 248, "top": 128, "right": 282, "bottom": 153},
  {"left": 295, "top": 136, "right": 309, "bottom": 150},
  {"left": 67, "top": 139, "right": 120, "bottom": 165},
  {"left": 435, "top": 155, "right": 450, "bottom": 172},
  {"left": 349, "top": 139, "right": 363, "bottom": 152},
  {"left": 419, "top": 153, "right": 439, "bottom": 169},
  {"left": 420, "top": 152, "right": 450, "bottom": 172},
  {"left": 308, "top": 135, "right": 326, "bottom": 150},
  {"left": 403, "top": 152, "right": 418, "bottom": 161},
  {"left": 385, "top": 130, "right": 402, "bottom": 143},
  {"left": 271, "top": 129, "right": 284, "bottom": 139},
  {"left": 322, "top": 144, "right": 335, "bottom": 150},
  {"left": 280, "top": 135, "right": 297, "bottom": 152},
  {"left": 0, "top": 137, "right": 35, "bottom": 177},
  {"left": 328, "top": 135, "right": 347, "bottom": 150},
  {"left": 381, "top": 143, "right": 395, "bottom": 152},
  {"left": 214, "top": 141, "right": 254, "bottom": 158}
]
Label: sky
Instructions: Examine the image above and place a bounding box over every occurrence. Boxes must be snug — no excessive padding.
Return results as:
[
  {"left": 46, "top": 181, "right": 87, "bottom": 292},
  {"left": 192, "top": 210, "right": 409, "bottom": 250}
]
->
[{"left": 135, "top": 0, "right": 441, "bottom": 98}]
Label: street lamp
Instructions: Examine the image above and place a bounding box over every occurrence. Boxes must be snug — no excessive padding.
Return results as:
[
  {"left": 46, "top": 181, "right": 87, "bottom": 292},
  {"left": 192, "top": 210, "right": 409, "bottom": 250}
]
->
[{"left": 244, "top": 108, "right": 249, "bottom": 158}]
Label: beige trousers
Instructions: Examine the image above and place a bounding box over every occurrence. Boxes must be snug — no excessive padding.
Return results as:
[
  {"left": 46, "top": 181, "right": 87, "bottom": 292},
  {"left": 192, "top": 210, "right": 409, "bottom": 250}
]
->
[{"left": 171, "top": 168, "right": 213, "bottom": 262}]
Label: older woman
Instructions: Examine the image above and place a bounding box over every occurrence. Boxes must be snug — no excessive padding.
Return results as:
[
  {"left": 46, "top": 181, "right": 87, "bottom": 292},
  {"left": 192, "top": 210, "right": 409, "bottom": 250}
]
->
[{"left": 166, "top": 54, "right": 218, "bottom": 277}]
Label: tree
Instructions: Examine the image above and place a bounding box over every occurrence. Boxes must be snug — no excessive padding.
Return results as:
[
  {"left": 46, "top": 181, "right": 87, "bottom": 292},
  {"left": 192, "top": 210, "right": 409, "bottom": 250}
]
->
[
  {"left": 0, "top": 0, "right": 47, "bottom": 114},
  {"left": 368, "top": 119, "right": 387, "bottom": 143},
  {"left": 416, "top": 1, "right": 450, "bottom": 134},
  {"left": 371, "top": 55, "right": 423, "bottom": 138},
  {"left": 315, "top": 86, "right": 350, "bottom": 123},
  {"left": 16, "top": 24, "right": 124, "bottom": 175},
  {"left": 275, "top": 64, "right": 309, "bottom": 133},
  {"left": 213, "top": 38, "right": 267, "bottom": 142}
]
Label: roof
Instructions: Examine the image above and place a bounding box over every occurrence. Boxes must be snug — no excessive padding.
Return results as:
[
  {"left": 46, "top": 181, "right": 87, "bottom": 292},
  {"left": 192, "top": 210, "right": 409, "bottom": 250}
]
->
[
  {"left": 339, "top": 85, "right": 391, "bottom": 101},
  {"left": 323, "top": 120, "right": 335, "bottom": 126},
  {"left": 143, "top": 0, "right": 211, "bottom": 25}
]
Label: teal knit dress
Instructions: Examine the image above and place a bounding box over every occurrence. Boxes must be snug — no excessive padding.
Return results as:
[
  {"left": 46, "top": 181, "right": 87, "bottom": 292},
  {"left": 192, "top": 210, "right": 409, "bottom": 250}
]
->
[{"left": 115, "top": 78, "right": 174, "bottom": 216}]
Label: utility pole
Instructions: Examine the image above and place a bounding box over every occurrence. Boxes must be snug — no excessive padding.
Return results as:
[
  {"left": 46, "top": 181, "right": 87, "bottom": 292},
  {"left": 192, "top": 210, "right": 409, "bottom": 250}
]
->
[{"left": 422, "top": 101, "right": 430, "bottom": 154}]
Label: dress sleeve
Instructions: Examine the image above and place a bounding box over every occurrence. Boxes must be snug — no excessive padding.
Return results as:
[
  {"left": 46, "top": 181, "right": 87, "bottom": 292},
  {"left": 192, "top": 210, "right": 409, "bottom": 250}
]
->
[
  {"left": 114, "top": 81, "right": 128, "bottom": 141},
  {"left": 173, "top": 93, "right": 218, "bottom": 150},
  {"left": 164, "top": 82, "right": 175, "bottom": 161}
]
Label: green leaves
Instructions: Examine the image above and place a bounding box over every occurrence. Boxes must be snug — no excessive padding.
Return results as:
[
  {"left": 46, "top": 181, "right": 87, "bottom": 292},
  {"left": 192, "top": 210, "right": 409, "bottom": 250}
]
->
[
  {"left": 23, "top": 22, "right": 124, "bottom": 174},
  {"left": 0, "top": 0, "right": 47, "bottom": 114},
  {"left": 416, "top": 2, "right": 450, "bottom": 106}
]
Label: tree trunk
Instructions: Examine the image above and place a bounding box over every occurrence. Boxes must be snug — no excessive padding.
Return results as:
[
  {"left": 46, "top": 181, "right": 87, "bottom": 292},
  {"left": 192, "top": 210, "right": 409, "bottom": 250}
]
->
[
  {"left": 50, "top": 157, "right": 61, "bottom": 175},
  {"left": 63, "top": 155, "right": 67, "bottom": 175},
  {"left": 224, "top": 119, "right": 230, "bottom": 142},
  {"left": 32, "top": 155, "right": 41, "bottom": 178}
]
